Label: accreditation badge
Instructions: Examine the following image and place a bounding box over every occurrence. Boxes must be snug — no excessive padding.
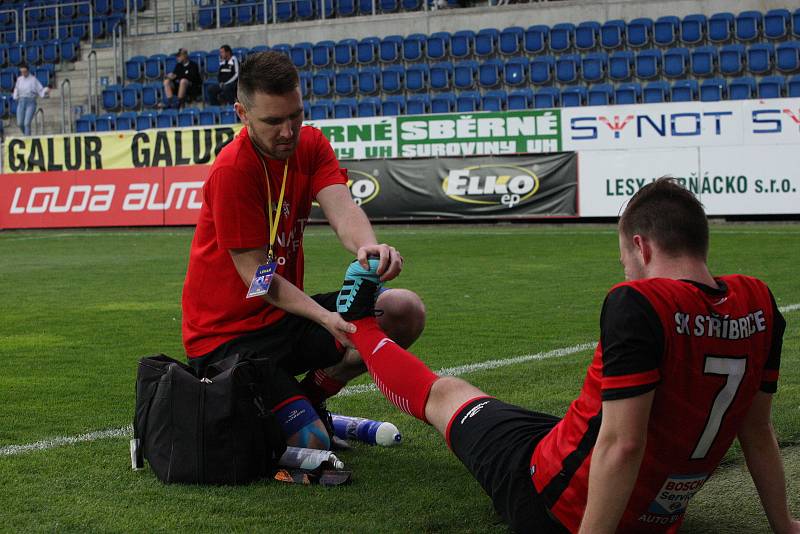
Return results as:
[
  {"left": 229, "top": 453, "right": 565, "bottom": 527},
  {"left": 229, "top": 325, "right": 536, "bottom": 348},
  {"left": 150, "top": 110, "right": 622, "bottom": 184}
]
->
[{"left": 246, "top": 261, "right": 277, "bottom": 298}]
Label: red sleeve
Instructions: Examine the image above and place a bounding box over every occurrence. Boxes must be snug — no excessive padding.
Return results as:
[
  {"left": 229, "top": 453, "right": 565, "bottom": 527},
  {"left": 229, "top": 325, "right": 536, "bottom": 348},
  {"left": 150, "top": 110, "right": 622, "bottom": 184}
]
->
[
  {"left": 309, "top": 128, "right": 347, "bottom": 198},
  {"left": 205, "top": 165, "right": 268, "bottom": 249}
]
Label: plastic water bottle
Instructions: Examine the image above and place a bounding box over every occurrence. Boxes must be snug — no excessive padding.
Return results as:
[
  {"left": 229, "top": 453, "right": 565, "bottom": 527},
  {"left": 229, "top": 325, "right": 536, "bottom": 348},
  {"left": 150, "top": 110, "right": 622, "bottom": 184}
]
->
[
  {"left": 331, "top": 414, "right": 402, "bottom": 447},
  {"left": 279, "top": 447, "right": 345, "bottom": 470}
]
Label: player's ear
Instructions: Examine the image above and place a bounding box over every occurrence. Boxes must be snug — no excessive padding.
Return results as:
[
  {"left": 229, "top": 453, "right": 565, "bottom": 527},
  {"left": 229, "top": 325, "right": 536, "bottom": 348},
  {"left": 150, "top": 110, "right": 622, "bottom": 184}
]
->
[
  {"left": 234, "top": 102, "right": 248, "bottom": 125},
  {"left": 632, "top": 234, "right": 652, "bottom": 265}
]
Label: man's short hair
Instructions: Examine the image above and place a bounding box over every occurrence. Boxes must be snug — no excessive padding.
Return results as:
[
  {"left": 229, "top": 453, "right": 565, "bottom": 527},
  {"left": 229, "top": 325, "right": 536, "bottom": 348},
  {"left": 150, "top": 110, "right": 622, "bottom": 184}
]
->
[
  {"left": 619, "top": 178, "right": 709, "bottom": 258},
  {"left": 220, "top": 44, "right": 232, "bottom": 54},
  {"left": 19, "top": 62, "right": 28, "bottom": 70},
  {"left": 237, "top": 51, "right": 299, "bottom": 107}
]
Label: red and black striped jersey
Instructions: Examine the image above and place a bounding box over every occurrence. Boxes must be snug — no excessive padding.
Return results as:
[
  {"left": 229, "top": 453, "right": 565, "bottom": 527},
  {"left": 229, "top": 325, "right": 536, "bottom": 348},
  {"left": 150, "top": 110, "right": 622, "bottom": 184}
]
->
[{"left": 530, "top": 275, "right": 785, "bottom": 533}]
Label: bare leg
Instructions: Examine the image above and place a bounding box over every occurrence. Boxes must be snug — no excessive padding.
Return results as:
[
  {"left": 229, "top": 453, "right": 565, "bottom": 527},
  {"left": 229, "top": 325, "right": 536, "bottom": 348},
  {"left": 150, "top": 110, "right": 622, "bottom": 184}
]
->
[
  {"left": 163, "top": 78, "right": 174, "bottom": 98},
  {"left": 177, "top": 78, "right": 189, "bottom": 100}
]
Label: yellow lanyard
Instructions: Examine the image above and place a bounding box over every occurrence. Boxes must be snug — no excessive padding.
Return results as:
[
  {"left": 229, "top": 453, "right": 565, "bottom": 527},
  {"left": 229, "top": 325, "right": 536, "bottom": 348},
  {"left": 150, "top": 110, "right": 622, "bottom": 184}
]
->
[{"left": 260, "top": 158, "right": 289, "bottom": 262}]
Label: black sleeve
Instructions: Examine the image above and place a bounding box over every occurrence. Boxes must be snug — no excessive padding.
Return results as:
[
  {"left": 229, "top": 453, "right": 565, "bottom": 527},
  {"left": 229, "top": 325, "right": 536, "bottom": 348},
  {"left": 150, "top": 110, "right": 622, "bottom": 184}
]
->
[
  {"left": 600, "top": 285, "right": 664, "bottom": 401},
  {"left": 761, "top": 291, "right": 785, "bottom": 394}
]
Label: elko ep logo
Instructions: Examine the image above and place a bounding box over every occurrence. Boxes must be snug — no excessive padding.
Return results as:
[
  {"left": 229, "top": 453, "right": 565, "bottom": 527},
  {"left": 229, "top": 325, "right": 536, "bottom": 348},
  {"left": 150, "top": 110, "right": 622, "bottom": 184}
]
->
[{"left": 442, "top": 165, "right": 540, "bottom": 208}]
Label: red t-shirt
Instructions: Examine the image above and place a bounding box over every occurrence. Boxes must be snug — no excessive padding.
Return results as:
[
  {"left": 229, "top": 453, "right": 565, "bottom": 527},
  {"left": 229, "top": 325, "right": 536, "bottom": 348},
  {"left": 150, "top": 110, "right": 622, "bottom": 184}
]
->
[
  {"left": 182, "top": 125, "right": 346, "bottom": 357},
  {"left": 530, "top": 275, "right": 784, "bottom": 533}
]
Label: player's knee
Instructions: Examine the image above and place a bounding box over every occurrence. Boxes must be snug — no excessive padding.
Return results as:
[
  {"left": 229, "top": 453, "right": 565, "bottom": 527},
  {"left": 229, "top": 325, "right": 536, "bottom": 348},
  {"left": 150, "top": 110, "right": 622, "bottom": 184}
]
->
[
  {"left": 376, "top": 289, "right": 426, "bottom": 348},
  {"left": 425, "top": 376, "right": 486, "bottom": 432}
]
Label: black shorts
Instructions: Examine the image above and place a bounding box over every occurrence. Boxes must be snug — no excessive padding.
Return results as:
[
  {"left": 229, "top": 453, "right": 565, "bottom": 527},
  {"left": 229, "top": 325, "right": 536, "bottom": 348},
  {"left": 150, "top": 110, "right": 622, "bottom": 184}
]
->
[
  {"left": 448, "top": 397, "right": 568, "bottom": 534},
  {"left": 187, "top": 291, "right": 343, "bottom": 405}
]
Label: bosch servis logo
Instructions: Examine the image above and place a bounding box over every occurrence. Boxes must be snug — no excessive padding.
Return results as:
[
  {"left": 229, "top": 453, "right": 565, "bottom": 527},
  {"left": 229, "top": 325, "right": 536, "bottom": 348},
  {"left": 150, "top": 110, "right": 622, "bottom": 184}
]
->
[
  {"left": 442, "top": 165, "right": 539, "bottom": 208},
  {"left": 347, "top": 170, "right": 380, "bottom": 206}
]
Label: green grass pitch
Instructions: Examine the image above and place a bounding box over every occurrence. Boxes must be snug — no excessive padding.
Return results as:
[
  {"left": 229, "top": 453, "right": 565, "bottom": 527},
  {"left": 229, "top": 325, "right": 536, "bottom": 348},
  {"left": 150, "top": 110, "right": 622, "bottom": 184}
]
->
[{"left": 0, "top": 223, "right": 798, "bottom": 533}]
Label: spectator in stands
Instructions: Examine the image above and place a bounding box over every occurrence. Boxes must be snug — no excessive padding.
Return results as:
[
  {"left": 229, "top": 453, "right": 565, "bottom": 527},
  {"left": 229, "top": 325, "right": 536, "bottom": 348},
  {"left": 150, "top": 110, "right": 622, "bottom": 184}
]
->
[
  {"left": 162, "top": 48, "right": 202, "bottom": 109},
  {"left": 207, "top": 44, "right": 239, "bottom": 106},
  {"left": 12, "top": 63, "right": 49, "bottom": 136}
]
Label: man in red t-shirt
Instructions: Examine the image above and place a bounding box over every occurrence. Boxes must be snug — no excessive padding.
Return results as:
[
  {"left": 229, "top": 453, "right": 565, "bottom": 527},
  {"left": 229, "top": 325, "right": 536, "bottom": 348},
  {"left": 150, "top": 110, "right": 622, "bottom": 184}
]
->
[
  {"left": 182, "top": 52, "right": 425, "bottom": 450},
  {"left": 337, "top": 179, "right": 798, "bottom": 533}
]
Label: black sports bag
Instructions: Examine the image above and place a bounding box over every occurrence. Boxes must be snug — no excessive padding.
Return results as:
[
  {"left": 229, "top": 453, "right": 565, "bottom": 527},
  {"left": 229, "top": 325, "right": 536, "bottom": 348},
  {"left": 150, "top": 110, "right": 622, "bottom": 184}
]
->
[{"left": 133, "top": 353, "right": 287, "bottom": 485}]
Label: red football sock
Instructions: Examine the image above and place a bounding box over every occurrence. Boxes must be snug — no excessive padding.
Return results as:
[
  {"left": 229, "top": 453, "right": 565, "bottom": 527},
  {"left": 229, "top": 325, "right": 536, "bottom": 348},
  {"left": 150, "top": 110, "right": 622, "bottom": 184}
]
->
[
  {"left": 348, "top": 317, "right": 438, "bottom": 423},
  {"left": 300, "top": 369, "right": 346, "bottom": 405}
]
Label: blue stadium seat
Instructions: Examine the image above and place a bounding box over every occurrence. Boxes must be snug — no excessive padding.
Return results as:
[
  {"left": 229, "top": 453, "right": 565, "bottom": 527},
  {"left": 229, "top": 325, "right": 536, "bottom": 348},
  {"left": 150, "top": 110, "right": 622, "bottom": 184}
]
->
[
  {"left": 533, "top": 87, "right": 559, "bottom": 108},
  {"left": 381, "top": 64, "right": 404, "bottom": 93},
  {"left": 95, "top": 113, "right": 116, "bottom": 132},
  {"left": 508, "top": 88, "right": 534, "bottom": 110},
  {"left": 117, "top": 111, "right": 138, "bottom": 131},
  {"left": 671, "top": 79, "right": 698, "bottom": 102},
  {"left": 499, "top": 26, "right": 523, "bottom": 56},
  {"left": 175, "top": 108, "right": 198, "bottom": 127},
  {"left": 700, "top": 78, "right": 726, "bottom": 101},
  {"left": 530, "top": 55, "right": 554, "bottom": 85},
  {"left": 125, "top": 55, "right": 146, "bottom": 81},
  {"left": 357, "top": 37, "right": 380, "bottom": 64},
  {"left": 358, "top": 66, "right": 380, "bottom": 94},
  {"left": 430, "top": 62, "right": 453, "bottom": 91},
  {"left": 379, "top": 35, "right": 402, "bottom": 63},
  {"left": 792, "top": 8, "right": 800, "bottom": 39},
  {"left": 635, "top": 49, "right": 661, "bottom": 79},
  {"left": 312, "top": 40, "right": 334, "bottom": 68},
  {"left": 401, "top": 0, "right": 421, "bottom": 11},
  {"left": 297, "top": 0, "right": 316, "bottom": 19},
  {"left": 560, "top": 86, "right": 586, "bottom": 107},
  {"left": 76, "top": 113, "right": 96, "bottom": 132},
  {"left": 406, "top": 64, "right": 428, "bottom": 92},
  {"left": 747, "top": 43, "right": 774, "bottom": 75},
  {"left": 236, "top": 4, "right": 256, "bottom": 25},
  {"left": 708, "top": 12, "right": 735, "bottom": 44},
  {"left": 690, "top": 46, "right": 717, "bottom": 77},
  {"left": 61, "top": 38, "right": 80, "bottom": 63},
  {"left": 334, "top": 39, "right": 357, "bottom": 67},
  {"left": 503, "top": 57, "right": 529, "bottom": 86},
  {"left": 431, "top": 92, "right": 456, "bottom": 113},
  {"left": 42, "top": 40, "right": 61, "bottom": 64},
  {"left": 337, "top": 0, "right": 357, "bottom": 16},
  {"left": 426, "top": 32, "right": 450, "bottom": 61},
  {"left": 205, "top": 51, "right": 220, "bottom": 76},
  {"left": 312, "top": 69, "right": 334, "bottom": 97},
  {"left": 575, "top": 21, "right": 600, "bottom": 51},
  {"left": 290, "top": 42, "right": 312, "bottom": 69},
  {"left": 136, "top": 111, "right": 157, "bottom": 130},
  {"left": 555, "top": 54, "right": 580, "bottom": 84},
  {"left": 776, "top": 42, "right": 800, "bottom": 74},
  {"left": 0, "top": 68, "right": 18, "bottom": 92},
  {"left": 334, "top": 98, "right": 357, "bottom": 119},
  {"left": 788, "top": 74, "right": 800, "bottom": 97},
  {"left": 482, "top": 89, "right": 507, "bottom": 111},
  {"left": 608, "top": 50, "right": 634, "bottom": 81},
  {"left": 34, "top": 65, "right": 54, "bottom": 88},
  {"left": 198, "top": 6, "right": 215, "bottom": 28},
  {"left": 156, "top": 109, "right": 178, "bottom": 129},
  {"left": 309, "top": 99, "right": 334, "bottom": 120},
  {"left": 219, "top": 107, "right": 238, "bottom": 125},
  {"left": 758, "top": 75, "right": 785, "bottom": 98},
  {"left": 524, "top": 25, "right": 548, "bottom": 55},
  {"left": 550, "top": 23, "right": 575, "bottom": 53},
  {"left": 450, "top": 30, "right": 475, "bottom": 59},
  {"left": 299, "top": 71, "right": 312, "bottom": 98},
  {"left": 456, "top": 90, "right": 481, "bottom": 112},
  {"left": 142, "top": 83, "right": 162, "bottom": 108},
  {"left": 406, "top": 94, "right": 430, "bottom": 115},
  {"left": 403, "top": 34, "right": 426, "bottom": 63},
  {"left": 454, "top": 60, "right": 478, "bottom": 90},
  {"left": 475, "top": 28, "right": 499, "bottom": 57},
  {"left": 680, "top": 14, "right": 706, "bottom": 45},
  {"left": 334, "top": 69, "right": 357, "bottom": 96},
  {"left": 582, "top": 52, "right": 607, "bottom": 83},
  {"left": 276, "top": 0, "right": 294, "bottom": 22},
  {"left": 627, "top": 18, "right": 652, "bottom": 48},
  {"left": 247, "top": 46, "right": 267, "bottom": 58},
  {"left": 379, "top": 0, "right": 399, "bottom": 14},
  {"left": 25, "top": 43, "right": 42, "bottom": 66},
  {"left": 728, "top": 77, "right": 756, "bottom": 100},
  {"left": 164, "top": 55, "right": 177, "bottom": 74},
  {"left": 219, "top": 4, "right": 236, "bottom": 26},
  {"left": 735, "top": 10, "right": 762, "bottom": 42},
  {"left": 642, "top": 80, "right": 670, "bottom": 103},
  {"left": 145, "top": 54, "right": 166, "bottom": 80},
  {"left": 719, "top": 44, "right": 746, "bottom": 76},
  {"left": 102, "top": 84, "right": 122, "bottom": 111},
  {"left": 188, "top": 51, "right": 206, "bottom": 75},
  {"left": 382, "top": 94, "right": 405, "bottom": 116},
  {"left": 615, "top": 82, "right": 642, "bottom": 104},
  {"left": 663, "top": 47, "right": 689, "bottom": 78},
  {"left": 764, "top": 9, "right": 790, "bottom": 40},
  {"left": 600, "top": 19, "right": 626, "bottom": 49},
  {"left": 478, "top": 58, "right": 503, "bottom": 88},
  {"left": 121, "top": 83, "right": 142, "bottom": 111},
  {"left": 654, "top": 16, "right": 679, "bottom": 47}
]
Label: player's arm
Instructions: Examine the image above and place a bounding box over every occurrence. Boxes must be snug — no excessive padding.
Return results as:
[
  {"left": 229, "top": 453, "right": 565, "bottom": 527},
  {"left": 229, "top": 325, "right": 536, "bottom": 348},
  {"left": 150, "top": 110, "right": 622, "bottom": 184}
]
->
[
  {"left": 229, "top": 248, "right": 354, "bottom": 347},
  {"left": 738, "top": 392, "right": 800, "bottom": 534},
  {"left": 316, "top": 183, "right": 402, "bottom": 281},
  {"left": 578, "top": 390, "right": 654, "bottom": 534}
]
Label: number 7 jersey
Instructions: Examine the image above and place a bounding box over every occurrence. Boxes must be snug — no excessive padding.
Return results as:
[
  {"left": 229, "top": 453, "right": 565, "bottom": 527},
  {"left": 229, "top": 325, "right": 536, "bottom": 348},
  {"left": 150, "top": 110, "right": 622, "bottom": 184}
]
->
[{"left": 530, "top": 275, "right": 785, "bottom": 533}]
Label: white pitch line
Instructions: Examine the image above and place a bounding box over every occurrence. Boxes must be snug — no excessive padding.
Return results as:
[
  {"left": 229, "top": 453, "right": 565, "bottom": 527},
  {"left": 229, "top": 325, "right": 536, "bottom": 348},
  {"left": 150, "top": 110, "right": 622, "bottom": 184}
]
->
[{"left": 1, "top": 303, "right": 798, "bottom": 458}]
